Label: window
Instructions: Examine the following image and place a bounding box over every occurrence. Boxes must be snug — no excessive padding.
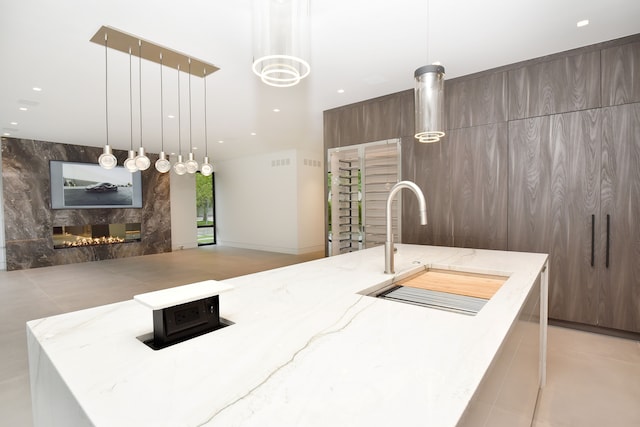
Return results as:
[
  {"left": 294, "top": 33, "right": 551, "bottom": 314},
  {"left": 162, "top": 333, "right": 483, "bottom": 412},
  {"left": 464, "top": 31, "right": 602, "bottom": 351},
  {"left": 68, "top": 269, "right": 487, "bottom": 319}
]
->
[{"left": 196, "top": 172, "right": 215, "bottom": 246}]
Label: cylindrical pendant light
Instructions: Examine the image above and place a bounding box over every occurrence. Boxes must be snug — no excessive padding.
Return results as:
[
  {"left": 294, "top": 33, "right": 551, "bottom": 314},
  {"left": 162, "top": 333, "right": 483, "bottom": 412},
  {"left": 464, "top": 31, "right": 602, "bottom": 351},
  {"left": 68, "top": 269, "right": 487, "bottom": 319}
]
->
[
  {"left": 155, "top": 52, "right": 171, "bottom": 173},
  {"left": 98, "top": 32, "right": 117, "bottom": 169},
  {"left": 134, "top": 40, "right": 151, "bottom": 170},
  {"left": 124, "top": 47, "right": 139, "bottom": 172},
  {"left": 173, "top": 64, "right": 187, "bottom": 176},
  {"left": 414, "top": 64, "right": 445, "bottom": 143},
  {"left": 200, "top": 68, "right": 213, "bottom": 177},
  {"left": 252, "top": 0, "right": 310, "bottom": 87}
]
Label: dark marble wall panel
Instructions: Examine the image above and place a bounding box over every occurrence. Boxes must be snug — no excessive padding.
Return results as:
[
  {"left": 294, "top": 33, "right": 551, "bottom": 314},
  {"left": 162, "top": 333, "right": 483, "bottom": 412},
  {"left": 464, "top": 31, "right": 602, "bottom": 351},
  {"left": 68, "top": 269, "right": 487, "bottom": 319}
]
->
[
  {"left": 508, "top": 51, "right": 601, "bottom": 120},
  {"left": 446, "top": 72, "right": 508, "bottom": 130},
  {"left": 1, "top": 137, "right": 171, "bottom": 270},
  {"left": 601, "top": 41, "right": 640, "bottom": 106}
]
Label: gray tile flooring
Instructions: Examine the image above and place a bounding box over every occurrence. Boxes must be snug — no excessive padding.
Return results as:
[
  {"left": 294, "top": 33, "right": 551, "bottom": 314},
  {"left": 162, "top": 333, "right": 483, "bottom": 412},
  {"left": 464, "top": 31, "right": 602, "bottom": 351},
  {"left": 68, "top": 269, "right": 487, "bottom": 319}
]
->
[{"left": 1, "top": 246, "right": 638, "bottom": 426}]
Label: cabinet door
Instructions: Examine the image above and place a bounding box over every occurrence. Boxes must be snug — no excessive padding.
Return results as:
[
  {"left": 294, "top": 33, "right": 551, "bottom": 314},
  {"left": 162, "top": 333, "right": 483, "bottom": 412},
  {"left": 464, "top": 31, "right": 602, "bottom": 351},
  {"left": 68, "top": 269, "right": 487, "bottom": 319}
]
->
[
  {"left": 449, "top": 123, "right": 508, "bottom": 250},
  {"left": 508, "top": 110, "right": 601, "bottom": 324},
  {"left": 599, "top": 103, "right": 640, "bottom": 332}
]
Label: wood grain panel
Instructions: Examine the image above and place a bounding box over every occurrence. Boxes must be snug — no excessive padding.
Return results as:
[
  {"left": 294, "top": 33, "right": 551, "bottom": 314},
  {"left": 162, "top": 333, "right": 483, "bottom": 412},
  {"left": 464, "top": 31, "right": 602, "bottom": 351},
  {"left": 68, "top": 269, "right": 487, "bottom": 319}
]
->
[
  {"left": 449, "top": 123, "right": 508, "bottom": 250},
  {"left": 508, "top": 51, "right": 601, "bottom": 120},
  {"left": 599, "top": 103, "right": 640, "bottom": 332},
  {"left": 446, "top": 72, "right": 508, "bottom": 130},
  {"left": 402, "top": 136, "right": 452, "bottom": 246},
  {"left": 601, "top": 41, "right": 640, "bottom": 106},
  {"left": 398, "top": 269, "right": 507, "bottom": 299},
  {"left": 508, "top": 110, "right": 601, "bottom": 325}
]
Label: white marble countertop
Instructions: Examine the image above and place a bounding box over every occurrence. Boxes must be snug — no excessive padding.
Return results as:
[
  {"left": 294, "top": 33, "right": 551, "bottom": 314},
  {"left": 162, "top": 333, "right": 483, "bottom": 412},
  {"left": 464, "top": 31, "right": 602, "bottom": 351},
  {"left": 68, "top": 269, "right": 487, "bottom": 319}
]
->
[{"left": 27, "top": 244, "right": 548, "bottom": 426}]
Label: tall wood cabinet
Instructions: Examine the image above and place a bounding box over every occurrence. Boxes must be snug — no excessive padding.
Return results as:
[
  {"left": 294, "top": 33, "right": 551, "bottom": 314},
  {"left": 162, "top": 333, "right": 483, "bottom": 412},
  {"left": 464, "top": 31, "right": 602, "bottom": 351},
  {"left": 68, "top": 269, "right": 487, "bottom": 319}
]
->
[
  {"left": 599, "top": 103, "right": 640, "bottom": 332},
  {"left": 509, "top": 105, "right": 640, "bottom": 333}
]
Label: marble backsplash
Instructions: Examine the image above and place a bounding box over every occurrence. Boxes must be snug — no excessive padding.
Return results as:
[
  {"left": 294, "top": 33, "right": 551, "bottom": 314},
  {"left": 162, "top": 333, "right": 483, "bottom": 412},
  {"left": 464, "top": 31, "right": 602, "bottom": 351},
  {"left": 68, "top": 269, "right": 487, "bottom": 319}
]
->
[{"left": 1, "top": 137, "right": 171, "bottom": 270}]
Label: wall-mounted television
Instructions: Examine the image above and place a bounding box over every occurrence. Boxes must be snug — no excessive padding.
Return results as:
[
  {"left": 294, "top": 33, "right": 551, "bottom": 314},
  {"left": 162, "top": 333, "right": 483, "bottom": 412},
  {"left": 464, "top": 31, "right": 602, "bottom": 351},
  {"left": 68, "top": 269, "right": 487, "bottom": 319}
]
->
[{"left": 50, "top": 161, "right": 142, "bottom": 209}]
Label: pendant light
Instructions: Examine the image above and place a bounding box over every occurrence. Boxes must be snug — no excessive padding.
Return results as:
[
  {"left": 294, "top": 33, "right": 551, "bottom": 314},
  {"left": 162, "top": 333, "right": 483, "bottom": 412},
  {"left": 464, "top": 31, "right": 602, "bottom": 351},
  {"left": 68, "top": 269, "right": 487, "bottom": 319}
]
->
[
  {"left": 414, "top": 0, "right": 445, "bottom": 143},
  {"left": 98, "top": 32, "right": 117, "bottom": 169},
  {"left": 185, "top": 59, "right": 199, "bottom": 174},
  {"left": 252, "top": 0, "right": 310, "bottom": 87},
  {"left": 155, "top": 52, "right": 171, "bottom": 173},
  {"left": 200, "top": 68, "right": 213, "bottom": 177},
  {"left": 124, "top": 47, "right": 138, "bottom": 172},
  {"left": 134, "top": 40, "right": 151, "bottom": 170},
  {"left": 173, "top": 64, "right": 187, "bottom": 176}
]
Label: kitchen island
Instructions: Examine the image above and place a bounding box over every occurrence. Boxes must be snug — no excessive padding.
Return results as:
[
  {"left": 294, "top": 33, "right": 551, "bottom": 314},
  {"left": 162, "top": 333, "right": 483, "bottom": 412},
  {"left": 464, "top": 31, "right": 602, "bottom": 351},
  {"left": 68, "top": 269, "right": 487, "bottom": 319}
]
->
[{"left": 27, "top": 244, "right": 548, "bottom": 426}]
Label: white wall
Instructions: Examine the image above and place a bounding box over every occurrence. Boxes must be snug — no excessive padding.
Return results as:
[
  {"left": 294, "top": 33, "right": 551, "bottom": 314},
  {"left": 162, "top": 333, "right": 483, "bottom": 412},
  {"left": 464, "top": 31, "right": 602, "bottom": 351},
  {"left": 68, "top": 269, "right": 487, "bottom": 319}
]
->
[
  {"left": 169, "top": 166, "right": 198, "bottom": 250},
  {"left": 297, "top": 150, "right": 325, "bottom": 253},
  {"left": 215, "top": 149, "right": 324, "bottom": 254}
]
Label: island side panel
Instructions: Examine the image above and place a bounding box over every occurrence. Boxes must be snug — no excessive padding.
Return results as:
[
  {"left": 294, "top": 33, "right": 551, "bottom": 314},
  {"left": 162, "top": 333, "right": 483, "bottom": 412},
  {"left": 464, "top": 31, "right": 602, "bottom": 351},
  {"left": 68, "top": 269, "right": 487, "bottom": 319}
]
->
[
  {"left": 457, "top": 272, "right": 544, "bottom": 427},
  {"left": 27, "top": 323, "right": 93, "bottom": 427}
]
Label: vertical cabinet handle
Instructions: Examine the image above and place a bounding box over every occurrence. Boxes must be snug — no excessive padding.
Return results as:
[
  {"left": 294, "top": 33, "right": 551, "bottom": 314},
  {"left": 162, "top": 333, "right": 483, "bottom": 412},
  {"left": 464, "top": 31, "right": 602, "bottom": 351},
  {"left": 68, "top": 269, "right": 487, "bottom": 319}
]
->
[
  {"left": 606, "top": 214, "right": 610, "bottom": 269},
  {"left": 590, "top": 214, "right": 595, "bottom": 267}
]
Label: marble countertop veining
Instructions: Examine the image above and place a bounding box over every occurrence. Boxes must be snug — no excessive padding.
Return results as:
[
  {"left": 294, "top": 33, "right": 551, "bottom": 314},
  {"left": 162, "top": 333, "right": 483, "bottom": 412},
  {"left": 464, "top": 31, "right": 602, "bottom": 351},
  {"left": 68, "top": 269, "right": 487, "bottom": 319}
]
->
[{"left": 27, "top": 244, "right": 548, "bottom": 427}]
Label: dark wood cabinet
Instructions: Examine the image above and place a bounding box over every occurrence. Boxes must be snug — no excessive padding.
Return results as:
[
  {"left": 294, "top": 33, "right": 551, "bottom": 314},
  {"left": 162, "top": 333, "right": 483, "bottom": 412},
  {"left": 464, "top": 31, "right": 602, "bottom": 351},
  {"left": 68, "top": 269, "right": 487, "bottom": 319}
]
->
[
  {"left": 508, "top": 109, "right": 601, "bottom": 325},
  {"left": 599, "top": 103, "right": 640, "bottom": 332},
  {"left": 449, "top": 123, "right": 508, "bottom": 250}
]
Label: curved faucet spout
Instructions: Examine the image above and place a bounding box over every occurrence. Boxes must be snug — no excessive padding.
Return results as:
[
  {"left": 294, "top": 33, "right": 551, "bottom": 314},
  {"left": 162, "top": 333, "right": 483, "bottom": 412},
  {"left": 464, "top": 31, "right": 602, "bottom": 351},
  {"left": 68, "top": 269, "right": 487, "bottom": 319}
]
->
[{"left": 385, "top": 181, "right": 428, "bottom": 274}]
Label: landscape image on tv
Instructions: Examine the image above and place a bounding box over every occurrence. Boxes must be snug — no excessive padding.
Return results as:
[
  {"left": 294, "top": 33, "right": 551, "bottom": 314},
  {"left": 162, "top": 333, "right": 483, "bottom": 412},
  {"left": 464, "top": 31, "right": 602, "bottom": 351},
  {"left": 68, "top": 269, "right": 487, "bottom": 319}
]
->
[{"left": 50, "top": 161, "right": 142, "bottom": 209}]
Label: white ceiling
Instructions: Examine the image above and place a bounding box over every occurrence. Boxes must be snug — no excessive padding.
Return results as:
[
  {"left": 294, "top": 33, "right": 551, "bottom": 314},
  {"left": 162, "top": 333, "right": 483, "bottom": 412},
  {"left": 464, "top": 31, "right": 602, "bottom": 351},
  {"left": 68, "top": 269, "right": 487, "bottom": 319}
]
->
[{"left": 1, "top": 0, "right": 640, "bottom": 162}]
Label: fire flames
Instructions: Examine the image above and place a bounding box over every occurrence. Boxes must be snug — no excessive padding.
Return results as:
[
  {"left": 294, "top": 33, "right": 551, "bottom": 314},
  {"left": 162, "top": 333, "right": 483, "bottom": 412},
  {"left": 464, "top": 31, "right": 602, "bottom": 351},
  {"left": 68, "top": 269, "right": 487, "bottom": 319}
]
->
[{"left": 60, "top": 236, "right": 125, "bottom": 248}]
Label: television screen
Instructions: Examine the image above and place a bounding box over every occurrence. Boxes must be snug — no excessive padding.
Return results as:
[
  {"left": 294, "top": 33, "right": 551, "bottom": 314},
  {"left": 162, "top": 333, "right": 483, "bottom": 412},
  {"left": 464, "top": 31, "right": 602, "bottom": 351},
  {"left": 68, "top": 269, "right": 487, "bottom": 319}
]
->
[{"left": 50, "top": 161, "right": 142, "bottom": 209}]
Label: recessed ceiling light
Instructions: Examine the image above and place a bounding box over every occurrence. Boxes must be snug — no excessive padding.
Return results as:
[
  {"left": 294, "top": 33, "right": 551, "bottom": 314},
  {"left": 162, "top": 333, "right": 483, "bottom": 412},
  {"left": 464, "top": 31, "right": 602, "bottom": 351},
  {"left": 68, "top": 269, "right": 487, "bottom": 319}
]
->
[
  {"left": 10, "top": 122, "right": 18, "bottom": 125},
  {"left": 218, "top": 140, "right": 224, "bottom": 144},
  {"left": 193, "top": 147, "right": 198, "bottom": 150},
  {"left": 167, "top": 114, "right": 175, "bottom": 119},
  {"left": 19, "top": 107, "right": 27, "bottom": 111},
  {"left": 273, "top": 108, "right": 280, "bottom": 113},
  {"left": 3, "top": 132, "right": 10, "bottom": 136},
  {"left": 250, "top": 132, "right": 257, "bottom": 136},
  {"left": 577, "top": 19, "right": 589, "bottom": 27},
  {"left": 32, "top": 87, "right": 42, "bottom": 92},
  {"left": 337, "top": 89, "right": 345, "bottom": 94}
]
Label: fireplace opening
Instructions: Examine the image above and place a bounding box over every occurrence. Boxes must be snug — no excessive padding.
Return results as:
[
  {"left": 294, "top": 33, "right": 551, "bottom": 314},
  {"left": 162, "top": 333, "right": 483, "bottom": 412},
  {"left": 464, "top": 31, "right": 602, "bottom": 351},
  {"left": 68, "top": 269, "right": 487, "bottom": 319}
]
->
[{"left": 53, "top": 223, "right": 141, "bottom": 249}]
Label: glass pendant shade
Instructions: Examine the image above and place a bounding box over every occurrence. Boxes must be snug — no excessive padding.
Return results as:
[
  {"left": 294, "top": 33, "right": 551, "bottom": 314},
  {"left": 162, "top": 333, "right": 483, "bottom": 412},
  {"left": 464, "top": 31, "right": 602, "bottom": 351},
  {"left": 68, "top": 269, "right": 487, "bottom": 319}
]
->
[
  {"left": 155, "top": 151, "right": 171, "bottom": 173},
  {"left": 414, "top": 64, "right": 445, "bottom": 143},
  {"left": 200, "top": 156, "right": 213, "bottom": 176},
  {"left": 124, "top": 150, "right": 138, "bottom": 172},
  {"left": 134, "top": 146, "right": 151, "bottom": 170},
  {"left": 173, "top": 154, "right": 187, "bottom": 175},
  {"left": 252, "top": 0, "right": 310, "bottom": 87},
  {"left": 185, "top": 152, "right": 199, "bottom": 174},
  {"left": 98, "top": 145, "right": 117, "bottom": 169}
]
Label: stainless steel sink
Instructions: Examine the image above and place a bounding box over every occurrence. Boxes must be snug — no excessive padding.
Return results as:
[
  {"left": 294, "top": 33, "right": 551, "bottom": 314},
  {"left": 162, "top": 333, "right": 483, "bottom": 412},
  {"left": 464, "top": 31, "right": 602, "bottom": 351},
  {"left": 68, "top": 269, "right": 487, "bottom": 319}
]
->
[{"left": 377, "top": 285, "right": 487, "bottom": 315}]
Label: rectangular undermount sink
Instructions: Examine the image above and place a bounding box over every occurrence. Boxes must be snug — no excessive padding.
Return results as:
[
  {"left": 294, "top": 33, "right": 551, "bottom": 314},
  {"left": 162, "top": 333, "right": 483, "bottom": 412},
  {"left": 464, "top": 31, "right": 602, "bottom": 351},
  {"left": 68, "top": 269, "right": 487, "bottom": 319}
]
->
[{"left": 372, "top": 268, "right": 508, "bottom": 315}]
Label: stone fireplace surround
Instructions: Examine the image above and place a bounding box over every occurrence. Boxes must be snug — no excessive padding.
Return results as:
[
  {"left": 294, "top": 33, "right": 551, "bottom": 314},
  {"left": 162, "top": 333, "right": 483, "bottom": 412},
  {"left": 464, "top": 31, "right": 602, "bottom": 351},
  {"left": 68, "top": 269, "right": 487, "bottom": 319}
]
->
[{"left": 1, "top": 138, "right": 171, "bottom": 270}]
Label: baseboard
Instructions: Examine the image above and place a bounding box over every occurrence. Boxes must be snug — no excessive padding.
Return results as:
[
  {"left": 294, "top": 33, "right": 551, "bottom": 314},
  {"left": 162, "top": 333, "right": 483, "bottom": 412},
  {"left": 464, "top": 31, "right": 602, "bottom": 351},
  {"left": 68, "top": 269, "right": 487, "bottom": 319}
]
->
[{"left": 548, "top": 318, "right": 640, "bottom": 341}]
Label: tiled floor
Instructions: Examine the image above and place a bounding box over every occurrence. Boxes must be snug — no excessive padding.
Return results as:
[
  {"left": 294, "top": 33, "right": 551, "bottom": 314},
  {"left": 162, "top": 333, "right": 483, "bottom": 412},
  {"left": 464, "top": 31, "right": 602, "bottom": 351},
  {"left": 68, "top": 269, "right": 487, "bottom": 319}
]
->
[{"left": 1, "top": 246, "right": 638, "bottom": 426}]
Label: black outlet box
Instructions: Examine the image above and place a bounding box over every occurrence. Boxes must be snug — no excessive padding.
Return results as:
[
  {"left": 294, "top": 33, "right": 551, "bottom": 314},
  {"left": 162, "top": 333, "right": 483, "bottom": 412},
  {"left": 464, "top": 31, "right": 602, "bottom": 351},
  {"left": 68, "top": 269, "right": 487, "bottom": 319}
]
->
[{"left": 150, "top": 296, "right": 224, "bottom": 349}]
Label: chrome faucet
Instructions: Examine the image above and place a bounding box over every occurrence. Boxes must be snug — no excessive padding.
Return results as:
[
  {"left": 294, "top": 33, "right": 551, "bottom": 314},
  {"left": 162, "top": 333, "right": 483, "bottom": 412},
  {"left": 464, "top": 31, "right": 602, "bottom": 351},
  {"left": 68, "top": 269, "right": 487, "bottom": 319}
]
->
[{"left": 385, "top": 181, "right": 427, "bottom": 274}]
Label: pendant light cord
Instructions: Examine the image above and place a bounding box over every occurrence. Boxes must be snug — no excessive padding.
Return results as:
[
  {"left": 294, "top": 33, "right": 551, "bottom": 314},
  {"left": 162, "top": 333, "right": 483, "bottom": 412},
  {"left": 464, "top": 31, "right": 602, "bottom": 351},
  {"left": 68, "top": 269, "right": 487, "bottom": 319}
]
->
[
  {"left": 160, "top": 53, "right": 164, "bottom": 153},
  {"left": 188, "top": 58, "right": 192, "bottom": 153},
  {"left": 177, "top": 65, "right": 182, "bottom": 156},
  {"left": 139, "top": 40, "right": 143, "bottom": 149},
  {"left": 203, "top": 68, "right": 208, "bottom": 158},
  {"left": 129, "top": 47, "right": 133, "bottom": 151},
  {"left": 104, "top": 34, "right": 109, "bottom": 147}
]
